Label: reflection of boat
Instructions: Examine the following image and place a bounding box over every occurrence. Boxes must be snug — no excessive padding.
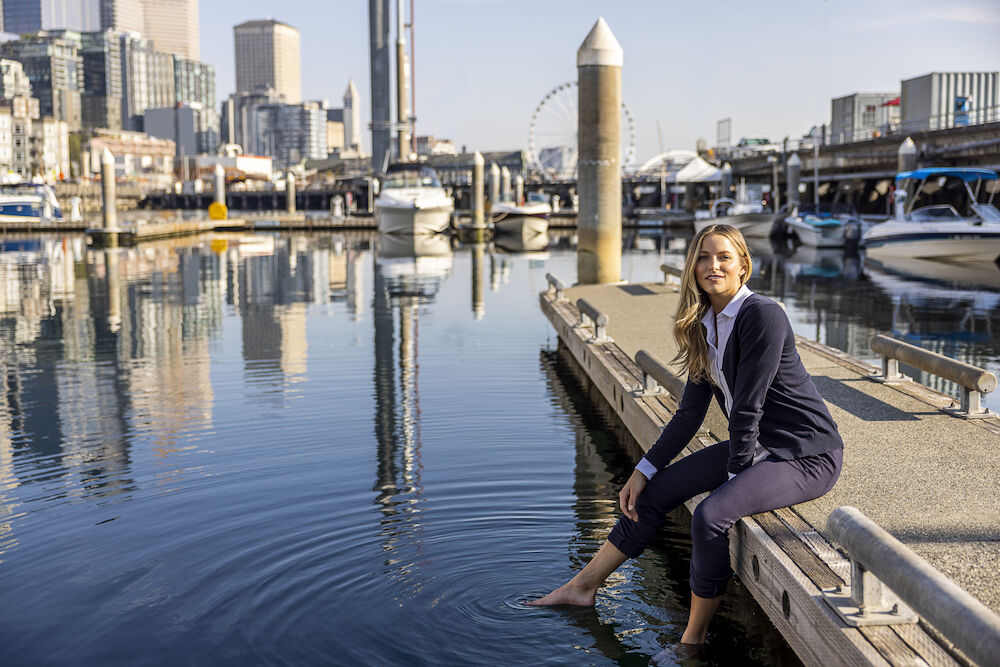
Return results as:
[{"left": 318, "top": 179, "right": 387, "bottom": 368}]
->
[
  {"left": 0, "top": 183, "right": 64, "bottom": 221},
  {"left": 493, "top": 213, "right": 548, "bottom": 239},
  {"left": 864, "top": 167, "right": 1000, "bottom": 261},
  {"left": 865, "top": 255, "right": 1000, "bottom": 291},
  {"left": 376, "top": 232, "right": 454, "bottom": 298},
  {"left": 375, "top": 163, "right": 454, "bottom": 235},
  {"left": 493, "top": 230, "right": 550, "bottom": 255},
  {"left": 490, "top": 191, "right": 552, "bottom": 221},
  {"left": 378, "top": 231, "right": 453, "bottom": 259}
]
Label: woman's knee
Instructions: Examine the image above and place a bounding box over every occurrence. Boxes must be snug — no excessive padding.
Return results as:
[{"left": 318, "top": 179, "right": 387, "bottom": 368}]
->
[{"left": 691, "top": 496, "right": 737, "bottom": 542}]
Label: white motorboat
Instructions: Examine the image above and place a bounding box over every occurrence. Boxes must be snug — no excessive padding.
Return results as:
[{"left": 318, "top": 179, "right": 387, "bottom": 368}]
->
[
  {"left": 863, "top": 167, "right": 1000, "bottom": 261},
  {"left": 490, "top": 191, "right": 552, "bottom": 221},
  {"left": 694, "top": 183, "right": 779, "bottom": 239},
  {"left": 493, "top": 212, "right": 549, "bottom": 239},
  {"left": 375, "top": 163, "right": 454, "bottom": 235},
  {"left": 0, "top": 183, "right": 64, "bottom": 221},
  {"left": 782, "top": 204, "right": 870, "bottom": 248}
]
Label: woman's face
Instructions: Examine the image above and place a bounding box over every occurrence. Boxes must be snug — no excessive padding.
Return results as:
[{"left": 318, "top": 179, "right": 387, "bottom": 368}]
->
[{"left": 695, "top": 233, "right": 746, "bottom": 306}]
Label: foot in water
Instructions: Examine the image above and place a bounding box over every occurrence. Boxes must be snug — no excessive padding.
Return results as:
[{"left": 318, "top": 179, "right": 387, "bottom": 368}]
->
[
  {"left": 523, "top": 582, "right": 596, "bottom": 607},
  {"left": 650, "top": 642, "right": 708, "bottom": 666}
]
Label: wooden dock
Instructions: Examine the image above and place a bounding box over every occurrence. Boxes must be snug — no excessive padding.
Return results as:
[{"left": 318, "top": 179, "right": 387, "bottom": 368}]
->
[{"left": 540, "top": 281, "right": 1000, "bottom": 666}]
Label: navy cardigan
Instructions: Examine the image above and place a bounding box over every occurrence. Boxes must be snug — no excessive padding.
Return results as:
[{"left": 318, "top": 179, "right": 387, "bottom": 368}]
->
[{"left": 645, "top": 293, "right": 843, "bottom": 476}]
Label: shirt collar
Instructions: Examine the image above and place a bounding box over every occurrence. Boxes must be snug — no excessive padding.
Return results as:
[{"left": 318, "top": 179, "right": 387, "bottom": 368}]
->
[{"left": 702, "top": 283, "right": 753, "bottom": 326}]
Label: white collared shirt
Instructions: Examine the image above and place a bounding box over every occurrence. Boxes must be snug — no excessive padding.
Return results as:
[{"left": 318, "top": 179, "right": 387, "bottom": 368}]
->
[{"left": 636, "top": 284, "right": 766, "bottom": 480}]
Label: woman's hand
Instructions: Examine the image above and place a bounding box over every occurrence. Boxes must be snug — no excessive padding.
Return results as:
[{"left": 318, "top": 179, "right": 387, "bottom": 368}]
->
[{"left": 619, "top": 469, "right": 647, "bottom": 522}]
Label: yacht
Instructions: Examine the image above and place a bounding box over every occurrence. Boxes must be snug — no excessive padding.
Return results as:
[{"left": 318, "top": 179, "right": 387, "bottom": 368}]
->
[
  {"left": 0, "top": 183, "right": 63, "bottom": 222},
  {"left": 375, "top": 163, "right": 454, "bottom": 235},
  {"left": 863, "top": 167, "right": 1000, "bottom": 261}
]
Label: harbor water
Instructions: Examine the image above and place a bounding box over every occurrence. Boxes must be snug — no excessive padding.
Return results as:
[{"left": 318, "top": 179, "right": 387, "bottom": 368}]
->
[{"left": 1, "top": 228, "right": 998, "bottom": 665}]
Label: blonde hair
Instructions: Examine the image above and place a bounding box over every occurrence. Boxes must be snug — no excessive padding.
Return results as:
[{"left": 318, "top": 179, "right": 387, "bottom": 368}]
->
[{"left": 672, "top": 224, "right": 753, "bottom": 383}]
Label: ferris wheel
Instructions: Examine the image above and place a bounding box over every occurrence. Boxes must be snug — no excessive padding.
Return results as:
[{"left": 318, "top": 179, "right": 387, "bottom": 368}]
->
[{"left": 527, "top": 80, "right": 636, "bottom": 179}]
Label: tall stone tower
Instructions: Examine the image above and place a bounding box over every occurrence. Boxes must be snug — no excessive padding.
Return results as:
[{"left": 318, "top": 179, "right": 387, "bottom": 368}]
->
[{"left": 343, "top": 78, "right": 362, "bottom": 154}]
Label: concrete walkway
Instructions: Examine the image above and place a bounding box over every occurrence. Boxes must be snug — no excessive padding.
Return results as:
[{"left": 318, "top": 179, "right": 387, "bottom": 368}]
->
[{"left": 562, "top": 281, "right": 1000, "bottom": 615}]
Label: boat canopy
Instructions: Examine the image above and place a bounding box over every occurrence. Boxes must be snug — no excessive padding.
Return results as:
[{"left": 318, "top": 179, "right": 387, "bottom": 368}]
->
[{"left": 896, "top": 167, "right": 998, "bottom": 183}]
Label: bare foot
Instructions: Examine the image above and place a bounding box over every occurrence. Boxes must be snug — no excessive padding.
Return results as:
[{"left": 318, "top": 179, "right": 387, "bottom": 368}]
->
[{"left": 524, "top": 581, "right": 596, "bottom": 606}]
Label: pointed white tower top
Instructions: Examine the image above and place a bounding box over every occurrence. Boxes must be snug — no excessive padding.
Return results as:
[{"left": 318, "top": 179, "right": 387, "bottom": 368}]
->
[
  {"left": 344, "top": 78, "right": 359, "bottom": 103},
  {"left": 577, "top": 17, "right": 623, "bottom": 67}
]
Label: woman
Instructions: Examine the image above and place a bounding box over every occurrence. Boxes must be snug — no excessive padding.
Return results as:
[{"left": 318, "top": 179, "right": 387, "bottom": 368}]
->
[{"left": 528, "top": 224, "right": 843, "bottom": 656}]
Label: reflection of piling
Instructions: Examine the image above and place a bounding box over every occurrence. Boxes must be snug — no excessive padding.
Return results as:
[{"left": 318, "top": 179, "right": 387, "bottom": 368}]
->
[
  {"left": 514, "top": 174, "right": 524, "bottom": 204},
  {"left": 489, "top": 163, "right": 500, "bottom": 206},
  {"left": 577, "top": 17, "right": 623, "bottom": 285},
  {"left": 286, "top": 171, "right": 297, "bottom": 212},
  {"left": 471, "top": 242, "right": 485, "bottom": 320},
  {"left": 786, "top": 153, "right": 801, "bottom": 207},
  {"left": 213, "top": 163, "right": 226, "bottom": 205},
  {"left": 898, "top": 137, "right": 917, "bottom": 172},
  {"left": 105, "top": 249, "right": 121, "bottom": 333},
  {"left": 471, "top": 151, "right": 485, "bottom": 231}
]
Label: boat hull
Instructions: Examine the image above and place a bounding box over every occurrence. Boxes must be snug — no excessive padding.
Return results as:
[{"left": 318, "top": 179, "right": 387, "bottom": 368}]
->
[
  {"left": 376, "top": 204, "right": 452, "bottom": 235},
  {"left": 493, "top": 214, "right": 549, "bottom": 239},
  {"left": 785, "top": 217, "right": 845, "bottom": 247},
  {"left": 694, "top": 212, "right": 778, "bottom": 238},
  {"left": 864, "top": 226, "right": 1000, "bottom": 262}
]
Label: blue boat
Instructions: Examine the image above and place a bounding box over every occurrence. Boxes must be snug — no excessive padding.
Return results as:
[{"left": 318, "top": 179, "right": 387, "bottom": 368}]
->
[{"left": 0, "top": 183, "right": 64, "bottom": 222}]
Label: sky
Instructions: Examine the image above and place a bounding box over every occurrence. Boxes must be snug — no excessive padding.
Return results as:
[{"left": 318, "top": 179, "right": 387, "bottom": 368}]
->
[{"left": 201, "top": 0, "right": 1000, "bottom": 163}]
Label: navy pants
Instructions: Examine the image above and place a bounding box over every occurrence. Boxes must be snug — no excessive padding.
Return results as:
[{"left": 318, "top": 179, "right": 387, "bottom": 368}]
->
[{"left": 608, "top": 442, "right": 842, "bottom": 598}]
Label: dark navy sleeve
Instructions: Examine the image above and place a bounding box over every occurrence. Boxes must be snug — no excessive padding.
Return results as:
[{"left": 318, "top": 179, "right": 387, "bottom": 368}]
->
[
  {"left": 643, "top": 377, "right": 713, "bottom": 471},
  {"left": 727, "top": 302, "right": 786, "bottom": 474}
]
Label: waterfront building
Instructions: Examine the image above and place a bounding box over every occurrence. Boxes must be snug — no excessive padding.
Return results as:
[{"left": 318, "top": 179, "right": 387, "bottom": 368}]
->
[
  {"left": 222, "top": 88, "right": 282, "bottom": 154},
  {"left": 140, "top": 0, "right": 199, "bottom": 60},
  {"left": 901, "top": 71, "right": 999, "bottom": 132},
  {"left": 0, "top": 108, "right": 12, "bottom": 175},
  {"left": 234, "top": 19, "right": 301, "bottom": 104},
  {"left": 83, "top": 128, "right": 174, "bottom": 186},
  {"left": 831, "top": 92, "right": 899, "bottom": 143},
  {"left": 0, "top": 60, "right": 33, "bottom": 99},
  {"left": 144, "top": 104, "right": 197, "bottom": 156},
  {"left": 119, "top": 32, "right": 174, "bottom": 131},
  {"left": 415, "top": 135, "right": 457, "bottom": 156},
  {"left": 343, "top": 78, "right": 361, "bottom": 154},
  {"left": 99, "top": 0, "right": 143, "bottom": 33},
  {"left": 0, "top": 31, "right": 84, "bottom": 128},
  {"left": 79, "top": 30, "right": 123, "bottom": 130},
  {"left": 2, "top": 0, "right": 100, "bottom": 34},
  {"left": 174, "top": 56, "right": 218, "bottom": 154},
  {"left": 326, "top": 108, "right": 344, "bottom": 155}
]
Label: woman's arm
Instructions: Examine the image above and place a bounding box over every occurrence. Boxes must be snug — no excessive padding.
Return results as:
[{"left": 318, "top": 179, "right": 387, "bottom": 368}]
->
[
  {"left": 642, "top": 378, "right": 713, "bottom": 472},
  {"left": 727, "top": 301, "right": 786, "bottom": 475}
]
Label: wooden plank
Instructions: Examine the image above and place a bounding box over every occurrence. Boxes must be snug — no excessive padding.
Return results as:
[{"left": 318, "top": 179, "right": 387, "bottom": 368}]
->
[
  {"left": 773, "top": 506, "right": 851, "bottom": 581},
  {"left": 891, "top": 625, "right": 960, "bottom": 667},
  {"left": 860, "top": 626, "right": 932, "bottom": 667},
  {"left": 755, "top": 513, "right": 843, "bottom": 590}
]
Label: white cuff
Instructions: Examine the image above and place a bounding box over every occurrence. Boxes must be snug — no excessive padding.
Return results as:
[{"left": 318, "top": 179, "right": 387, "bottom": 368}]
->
[
  {"left": 636, "top": 457, "right": 657, "bottom": 480},
  {"left": 727, "top": 472, "right": 736, "bottom": 480}
]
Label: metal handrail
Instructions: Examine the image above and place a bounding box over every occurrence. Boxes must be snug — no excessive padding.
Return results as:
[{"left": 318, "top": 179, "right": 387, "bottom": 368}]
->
[
  {"left": 827, "top": 506, "right": 1000, "bottom": 664},
  {"left": 870, "top": 334, "right": 997, "bottom": 418},
  {"left": 545, "top": 273, "right": 566, "bottom": 301},
  {"left": 574, "top": 298, "right": 612, "bottom": 344},
  {"left": 633, "top": 349, "right": 684, "bottom": 399},
  {"left": 660, "top": 261, "right": 683, "bottom": 285}
]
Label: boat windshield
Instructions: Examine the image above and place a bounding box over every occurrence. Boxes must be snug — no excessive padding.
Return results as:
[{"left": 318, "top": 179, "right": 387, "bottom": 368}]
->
[
  {"left": 382, "top": 165, "right": 442, "bottom": 189},
  {"left": 972, "top": 203, "right": 1000, "bottom": 222}
]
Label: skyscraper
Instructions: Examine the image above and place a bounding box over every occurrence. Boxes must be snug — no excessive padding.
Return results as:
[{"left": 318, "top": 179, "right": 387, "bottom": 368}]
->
[
  {"left": 343, "top": 78, "right": 362, "bottom": 154},
  {"left": 234, "top": 19, "right": 301, "bottom": 104},
  {"left": 99, "top": 0, "right": 143, "bottom": 33},
  {"left": 141, "top": 0, "right": 198, "bottom": 60},
  {"left": 2, "top": 0, "right": 101, "bottom": 34}
]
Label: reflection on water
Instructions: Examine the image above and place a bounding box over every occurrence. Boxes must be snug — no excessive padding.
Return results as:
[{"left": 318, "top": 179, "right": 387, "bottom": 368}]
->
[{"left": 0, "top": 227, "right": 998, "bottom": 663}]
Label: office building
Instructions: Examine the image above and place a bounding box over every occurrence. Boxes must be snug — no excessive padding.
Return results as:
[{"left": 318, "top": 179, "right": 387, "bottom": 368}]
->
[
  {"left": 2, "top": 0, "right": 100, "bottom": 34},
  {"left": 80, "top": 30, "right": 122, "bottom": 129},
  {"left": 901, "top": 71, "right": 999, "bottom": 132},
  {"left": 830, "top": 93, "right": 899, "bottom": 144},
  {"left": 244, "top": 100, "right": 325, "bottom": 168},
  {"left": 0, "top": 31, "right": 84, "bottom": 128},
  {"left": 31, "top": 116, "right": 70, "bottom": 180},
  {"left": 0, "top": 108, "right": 12, "bottom": 174},
  {"left": 119, "top": 32, "right": 174, "bottom": 131},
  {"left": 144, "top": 104, "right": 197, "bottom": 156},
  {"left": 326, "top": 108, "right": 344, "bottom": 155},
  {"left": 141, "top": 0, "right": 199, "bottom": 60},
  {"left": 174, "top": 56, "right": 218, "bottom": 153},
  {"left": 234, "top": 19, "right": 301, "bottom": 104},
  {"left": 99, "top": 0, "right": 143, "bottom": 33}
]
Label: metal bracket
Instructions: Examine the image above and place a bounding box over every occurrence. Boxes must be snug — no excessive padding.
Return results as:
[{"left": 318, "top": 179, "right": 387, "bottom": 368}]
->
[
  {"left": 943, "top": 388, "right": 993, "bottom": 419},
  {"left": 631, "top": 372, "right": 668, "bottom": 398},
  {"left": 870, "top": 356, "right": 908, "bottom": 384},
  {"left": 821, "top": 561, "right": 918, "bottom": 627}
]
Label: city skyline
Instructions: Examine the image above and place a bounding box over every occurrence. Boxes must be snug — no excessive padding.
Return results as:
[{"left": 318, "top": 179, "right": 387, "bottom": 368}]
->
[{"left": 197, "top": 0, "right": 999, "bottom": 161}]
